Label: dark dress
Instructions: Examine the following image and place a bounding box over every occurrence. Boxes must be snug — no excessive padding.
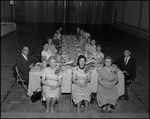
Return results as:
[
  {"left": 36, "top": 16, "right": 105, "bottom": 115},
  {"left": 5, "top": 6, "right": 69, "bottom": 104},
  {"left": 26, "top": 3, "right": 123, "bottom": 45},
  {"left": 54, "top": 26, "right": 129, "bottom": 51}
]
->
[{"left": 52, "top": 38, "right": 61, "bottom": 53}]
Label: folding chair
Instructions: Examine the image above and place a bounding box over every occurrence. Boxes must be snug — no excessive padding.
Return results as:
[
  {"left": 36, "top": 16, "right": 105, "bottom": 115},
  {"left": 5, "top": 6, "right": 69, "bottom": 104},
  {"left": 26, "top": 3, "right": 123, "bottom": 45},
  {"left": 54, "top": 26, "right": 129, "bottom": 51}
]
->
[
  {"left": 15, "top": 65, "right": 27, "bottom": 92},
  {"left": 39, "top": 80, "right": 62, "bottom": 112},
  {"left": 127, "top": 75, "right": 136, "bottom": 94},
  {"left": 70, "top": 72, "right": 91, "bottom": 110}
]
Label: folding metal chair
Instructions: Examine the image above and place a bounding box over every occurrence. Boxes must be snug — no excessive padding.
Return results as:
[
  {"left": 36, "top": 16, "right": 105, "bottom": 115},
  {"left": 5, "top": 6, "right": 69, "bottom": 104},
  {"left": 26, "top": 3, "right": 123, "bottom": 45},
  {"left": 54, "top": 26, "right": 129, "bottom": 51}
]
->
[
  {"left": 127, "top": 75, "right": 136, "bottom": 94},
  {"left": 15, "top": 66, "right": 27, "bottom": 92}
]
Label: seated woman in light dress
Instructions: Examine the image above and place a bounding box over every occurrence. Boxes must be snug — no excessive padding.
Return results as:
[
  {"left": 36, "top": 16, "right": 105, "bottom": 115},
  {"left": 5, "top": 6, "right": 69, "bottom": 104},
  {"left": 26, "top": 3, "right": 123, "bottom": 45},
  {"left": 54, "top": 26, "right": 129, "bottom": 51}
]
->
[
  {"left": 85, "top": 39, "right": 97, "bottom": 63},
  {"left": 78, "top": 31, "right": 87, "bottom": 50},
  {"left": 90, "top": 39, "right": 97, "bottom": 54},
  {"left": 97, "top": 56, "right": 119, "bottom": 113},
  {"left": 72, "top": 55, "right": 91, "bottom": 113},
  {"left": 41, "top": 56, "right": 62, "bottom": 113},
  {"left": 94, "top": 44, "right": 104, "bottom": 64},
  {"left": 41, "top": 43, "right": 52, "bottom": 64},
  {"left": 85, "top": 38, "right": 92, "bottom": 53},
  {"left": 47, "top": 38, "right": 58, "bottom": 57}
]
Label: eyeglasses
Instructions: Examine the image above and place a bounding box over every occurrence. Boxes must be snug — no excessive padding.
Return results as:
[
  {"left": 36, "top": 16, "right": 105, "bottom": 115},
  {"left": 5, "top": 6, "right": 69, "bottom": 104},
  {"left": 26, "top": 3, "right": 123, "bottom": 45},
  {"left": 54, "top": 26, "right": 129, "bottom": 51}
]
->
[{"left": 105, "top": 60, "right": 112, "bottom": 63}]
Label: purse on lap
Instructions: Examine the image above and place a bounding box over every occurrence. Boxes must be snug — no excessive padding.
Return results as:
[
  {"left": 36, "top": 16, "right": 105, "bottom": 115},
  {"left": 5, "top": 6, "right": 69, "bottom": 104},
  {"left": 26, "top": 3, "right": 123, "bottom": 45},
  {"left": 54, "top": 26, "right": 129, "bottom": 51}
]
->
[{"left": 31, "top": 87, "right": 41, "bottom": 103}]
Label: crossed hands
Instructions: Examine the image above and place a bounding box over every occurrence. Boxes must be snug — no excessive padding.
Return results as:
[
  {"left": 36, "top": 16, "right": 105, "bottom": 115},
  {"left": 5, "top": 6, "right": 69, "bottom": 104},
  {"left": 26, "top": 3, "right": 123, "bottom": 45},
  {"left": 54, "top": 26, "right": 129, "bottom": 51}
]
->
[
  {"left": 79, "top": 82, "right": 87, "bottom": 87},
  {"left": 49, "top": 85, "right": 57, "bottom": 90}
]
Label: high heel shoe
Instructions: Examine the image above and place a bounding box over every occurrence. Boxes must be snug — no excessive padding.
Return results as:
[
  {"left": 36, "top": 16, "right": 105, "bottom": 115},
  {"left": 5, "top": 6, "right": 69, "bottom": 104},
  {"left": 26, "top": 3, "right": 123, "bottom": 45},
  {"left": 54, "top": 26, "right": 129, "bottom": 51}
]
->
[
  {"left": 101, "top": 107, "right": 106, "bottom": 113},
  {"left": 107, "top": 105, "right": 112, "bottom": 113},
  {"left": 101, "top": 109, "right": 105, "bottom": 113},
  {"left": 107, "top": 110, "right": 112, "bottom": 113}
]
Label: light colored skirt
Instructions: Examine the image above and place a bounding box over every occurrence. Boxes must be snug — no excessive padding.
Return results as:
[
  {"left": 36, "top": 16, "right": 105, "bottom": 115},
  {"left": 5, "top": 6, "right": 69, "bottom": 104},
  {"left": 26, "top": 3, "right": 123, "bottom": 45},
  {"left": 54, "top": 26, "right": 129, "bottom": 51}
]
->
[
  {"left": 97, "top": 84, "right": 118, "bottom": 107},
  {"left": 43, "top": 80, "right": 59, "bottom": 100},
  {"left": 72, "top": 83, "right": 91, "bottom": 105}
]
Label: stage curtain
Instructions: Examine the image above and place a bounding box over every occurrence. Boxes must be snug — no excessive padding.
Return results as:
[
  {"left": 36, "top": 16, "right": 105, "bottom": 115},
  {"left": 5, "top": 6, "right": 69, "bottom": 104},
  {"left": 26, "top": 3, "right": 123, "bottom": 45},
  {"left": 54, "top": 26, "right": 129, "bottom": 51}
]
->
[{"left": 24, "top": 1, "right": 104, "bottom": 25}]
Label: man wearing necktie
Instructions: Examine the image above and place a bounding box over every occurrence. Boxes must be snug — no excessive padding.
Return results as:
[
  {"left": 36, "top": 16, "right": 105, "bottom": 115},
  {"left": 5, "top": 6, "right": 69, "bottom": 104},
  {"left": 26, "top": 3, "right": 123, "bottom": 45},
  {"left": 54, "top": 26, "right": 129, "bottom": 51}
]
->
[
  {"left": 113, "top": 49, "right": 136, "bottom": 100},
  {"left": 16, "top": 46, "right": 34, "bottom": 87}
]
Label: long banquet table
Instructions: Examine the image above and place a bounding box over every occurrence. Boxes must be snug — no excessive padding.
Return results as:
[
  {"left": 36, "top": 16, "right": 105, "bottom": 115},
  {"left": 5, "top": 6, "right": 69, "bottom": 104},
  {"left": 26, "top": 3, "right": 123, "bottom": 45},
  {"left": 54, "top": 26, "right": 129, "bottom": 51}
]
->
[
  {"left": 27, "top": 35, "right": 125, "bottom": 97},
  {"left": 1, "top": 22, "right": 16, "bottom": 36}
]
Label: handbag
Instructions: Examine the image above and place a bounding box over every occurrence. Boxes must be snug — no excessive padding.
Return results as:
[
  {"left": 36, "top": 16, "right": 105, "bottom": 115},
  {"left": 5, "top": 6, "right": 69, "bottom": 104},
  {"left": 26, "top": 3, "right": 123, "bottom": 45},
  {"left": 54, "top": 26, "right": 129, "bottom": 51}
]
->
[{"left": 31, "top": 87, "right": 41, "bottom": 103}]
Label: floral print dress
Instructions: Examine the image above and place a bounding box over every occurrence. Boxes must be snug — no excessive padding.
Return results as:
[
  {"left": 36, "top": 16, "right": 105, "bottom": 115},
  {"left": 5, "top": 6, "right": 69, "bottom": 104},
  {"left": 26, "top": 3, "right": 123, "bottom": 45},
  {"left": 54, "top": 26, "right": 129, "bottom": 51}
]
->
[{"left": 72, "top": 66, "right": 92, "bottom": 104}]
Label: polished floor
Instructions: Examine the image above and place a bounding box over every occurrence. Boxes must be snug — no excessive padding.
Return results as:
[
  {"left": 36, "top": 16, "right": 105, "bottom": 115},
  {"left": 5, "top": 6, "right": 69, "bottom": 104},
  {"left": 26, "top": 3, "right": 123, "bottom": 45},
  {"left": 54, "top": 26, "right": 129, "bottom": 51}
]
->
[{"left": 1, "top": 22, "right": 149, "bottom": 118}]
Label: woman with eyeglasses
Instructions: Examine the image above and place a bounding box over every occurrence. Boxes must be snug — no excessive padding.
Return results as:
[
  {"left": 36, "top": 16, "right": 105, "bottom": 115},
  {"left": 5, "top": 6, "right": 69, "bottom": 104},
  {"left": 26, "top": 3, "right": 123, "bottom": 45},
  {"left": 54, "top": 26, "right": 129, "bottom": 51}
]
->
[{"left": 97, "top": 56, "right": 119, "bottom": 113}]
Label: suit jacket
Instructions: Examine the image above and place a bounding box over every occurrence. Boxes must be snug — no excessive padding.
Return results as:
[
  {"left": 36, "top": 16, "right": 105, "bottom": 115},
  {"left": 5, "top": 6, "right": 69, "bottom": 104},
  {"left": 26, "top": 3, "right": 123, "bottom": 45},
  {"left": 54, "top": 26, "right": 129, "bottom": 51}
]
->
[
  {"left": 113, "top": 55, "right": 136, "bottom": 77},
  {"left": 16, "top": 54, "right": 32, "bottom": 81}
]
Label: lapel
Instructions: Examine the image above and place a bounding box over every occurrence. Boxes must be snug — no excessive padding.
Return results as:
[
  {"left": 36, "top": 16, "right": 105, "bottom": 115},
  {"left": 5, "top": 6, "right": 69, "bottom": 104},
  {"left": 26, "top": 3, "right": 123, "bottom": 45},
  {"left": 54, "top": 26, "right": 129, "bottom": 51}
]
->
[
  {"left": 21, "top": 55, "right": 29, "bottom": 65},
  {"left": 125, "top": 57, "right": 132, "bottom": 66},
  {"left": 123, "top": 56, "right": 126, "bottom": 66}
]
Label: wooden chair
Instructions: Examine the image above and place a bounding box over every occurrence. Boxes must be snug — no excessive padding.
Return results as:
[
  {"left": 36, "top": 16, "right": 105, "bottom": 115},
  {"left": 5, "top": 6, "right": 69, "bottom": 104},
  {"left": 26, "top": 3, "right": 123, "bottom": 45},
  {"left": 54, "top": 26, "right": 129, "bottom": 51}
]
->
[
  {"left": 39, "top": 79, "right": 62, "bottom": 112},
  {"left": 70, "top": 72, "right": 91, "bottom": 111},
  {"left": 15, "top": 66, "right": 27, "bottom": 92}
]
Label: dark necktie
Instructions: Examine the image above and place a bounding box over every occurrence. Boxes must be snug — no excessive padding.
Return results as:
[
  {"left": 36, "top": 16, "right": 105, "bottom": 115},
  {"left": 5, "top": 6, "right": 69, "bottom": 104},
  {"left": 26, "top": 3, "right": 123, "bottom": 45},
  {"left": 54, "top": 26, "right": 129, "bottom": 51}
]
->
[{"left": 124, "top": 57, "right": 127, "bottom": 65}]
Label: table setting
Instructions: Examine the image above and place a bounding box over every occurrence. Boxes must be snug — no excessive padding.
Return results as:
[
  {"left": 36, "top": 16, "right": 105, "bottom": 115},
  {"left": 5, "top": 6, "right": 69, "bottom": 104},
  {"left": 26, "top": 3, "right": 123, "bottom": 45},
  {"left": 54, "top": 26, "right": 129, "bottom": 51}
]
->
[{"left": 27, "top": 35, "right": 124, "bottom": 97}]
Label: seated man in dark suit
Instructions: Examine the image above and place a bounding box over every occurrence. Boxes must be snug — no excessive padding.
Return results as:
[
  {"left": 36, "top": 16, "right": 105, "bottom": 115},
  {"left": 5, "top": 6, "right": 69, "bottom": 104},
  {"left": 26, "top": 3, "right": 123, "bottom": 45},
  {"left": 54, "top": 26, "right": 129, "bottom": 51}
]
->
[
  {"left": 16, "top": 46, "right": 34, "bottom": 86},
  {"left": 113, "top": 48, "right": 136, "bottom": 100}
]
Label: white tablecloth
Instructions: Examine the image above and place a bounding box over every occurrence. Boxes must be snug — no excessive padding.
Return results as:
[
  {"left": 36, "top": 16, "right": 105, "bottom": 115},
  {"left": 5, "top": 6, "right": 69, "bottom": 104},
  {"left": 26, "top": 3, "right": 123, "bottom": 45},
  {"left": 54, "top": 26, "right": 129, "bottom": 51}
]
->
[
  {"left": 1, "top": 22, "right": 16, "bottom": 36},
  {"left": 27, "top": 66, "right": 125, "bottom": 97}
]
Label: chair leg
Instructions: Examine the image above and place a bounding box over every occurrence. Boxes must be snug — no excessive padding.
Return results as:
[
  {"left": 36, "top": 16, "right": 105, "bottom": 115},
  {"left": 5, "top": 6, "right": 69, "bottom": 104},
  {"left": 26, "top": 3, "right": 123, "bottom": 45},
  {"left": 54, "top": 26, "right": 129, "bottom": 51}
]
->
[
  {"left": 127, "top": 81, "right": 133, "bottom": 94},
  {"left": 89, "top": 102, "right": 90, "bottom": 110},
  {"left": 58, "top": 95, "right": 61, "bottom": 112},
  {"left": 39, "top": 98, "right": 42, "bottom": 111},
  {"left": 21, "top": 81, "right": 27, "bottom": 92},
  {"left": 70, "top": 94, "right": 73, "bottom": 110},
  {"left": 16, "top": 81, "right": 18, "bottom": 91},
  {"left": 115, "top": 103, "right": 119, "bottom": 111}
]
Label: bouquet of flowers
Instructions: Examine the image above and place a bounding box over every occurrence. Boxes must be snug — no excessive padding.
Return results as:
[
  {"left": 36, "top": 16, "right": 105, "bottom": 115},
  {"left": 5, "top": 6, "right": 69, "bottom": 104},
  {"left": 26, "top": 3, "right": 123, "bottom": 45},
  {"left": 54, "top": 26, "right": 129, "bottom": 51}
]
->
[
  {"left": 84, "top": 66, "right": 91, "bottom": 74},
  {"left": 54, "top": 65, "right": 62, "bottom": 76}
]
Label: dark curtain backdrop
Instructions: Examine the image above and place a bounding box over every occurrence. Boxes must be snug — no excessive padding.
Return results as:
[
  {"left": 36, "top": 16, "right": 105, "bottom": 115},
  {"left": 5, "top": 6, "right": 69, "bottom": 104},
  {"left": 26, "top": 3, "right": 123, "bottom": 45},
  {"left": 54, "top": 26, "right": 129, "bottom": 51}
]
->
[{"left": 24, "top": 1, "right": 105, "bottom": 25}]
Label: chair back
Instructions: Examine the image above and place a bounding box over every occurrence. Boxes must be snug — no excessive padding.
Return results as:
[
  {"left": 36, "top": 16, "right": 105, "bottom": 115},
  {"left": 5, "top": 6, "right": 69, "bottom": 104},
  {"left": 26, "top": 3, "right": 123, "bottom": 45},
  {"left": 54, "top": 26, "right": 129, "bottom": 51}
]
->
[
  {"left": 15, "top": 65, "right": 19, "bottom": 74},
  {"left": 15, "top": 65, "right": 22, "bottom": 80}
]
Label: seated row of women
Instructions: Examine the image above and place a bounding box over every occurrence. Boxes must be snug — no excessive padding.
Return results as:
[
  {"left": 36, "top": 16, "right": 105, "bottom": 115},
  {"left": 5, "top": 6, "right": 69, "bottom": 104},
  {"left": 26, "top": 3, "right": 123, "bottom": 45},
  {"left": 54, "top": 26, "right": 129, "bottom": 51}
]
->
[
  {"left": 41, "top": 27, "right": 104, "bottom": 67},
  {"left": 41, "top": 54, "right": 119, "bottom": 113}
]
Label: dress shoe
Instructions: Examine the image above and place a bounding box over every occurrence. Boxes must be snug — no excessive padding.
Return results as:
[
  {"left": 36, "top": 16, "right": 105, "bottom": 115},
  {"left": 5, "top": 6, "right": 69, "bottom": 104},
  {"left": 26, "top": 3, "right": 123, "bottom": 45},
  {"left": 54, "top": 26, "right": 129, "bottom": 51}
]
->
[
  {"left": 90, "top": 98, "right": 94, "bottom": 104},
  {"left": 101, "top": 107, "right": 106, "bottom": 113},
  {"left": 124, "top": 95, "right": 129, "bottom": 100},
  {"left": 107, "top": 110, "right": 112, "bottom": 113},
  {"left": 101, "top": 109, "right": 106, "bottom": 113}
]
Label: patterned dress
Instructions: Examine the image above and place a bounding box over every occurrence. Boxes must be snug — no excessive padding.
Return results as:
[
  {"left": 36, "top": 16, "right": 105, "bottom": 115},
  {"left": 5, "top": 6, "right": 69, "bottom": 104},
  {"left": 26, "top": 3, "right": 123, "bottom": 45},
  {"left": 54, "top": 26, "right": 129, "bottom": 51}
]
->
[
  {"left": 72, "top": 66, "right": 91, "bottom": 104},
  {"left": 94, "top": 51, "right": 104, "bottom": 63},
  {"left": 41, "top": 66, "right": 62, "bottom": 100}
]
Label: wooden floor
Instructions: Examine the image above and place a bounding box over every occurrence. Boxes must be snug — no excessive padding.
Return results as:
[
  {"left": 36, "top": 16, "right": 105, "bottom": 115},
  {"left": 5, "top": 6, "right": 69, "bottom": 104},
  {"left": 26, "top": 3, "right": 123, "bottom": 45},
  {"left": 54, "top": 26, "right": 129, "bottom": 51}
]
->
[{"left": 1, "top": 23, "right": 149, "bottom": 118}]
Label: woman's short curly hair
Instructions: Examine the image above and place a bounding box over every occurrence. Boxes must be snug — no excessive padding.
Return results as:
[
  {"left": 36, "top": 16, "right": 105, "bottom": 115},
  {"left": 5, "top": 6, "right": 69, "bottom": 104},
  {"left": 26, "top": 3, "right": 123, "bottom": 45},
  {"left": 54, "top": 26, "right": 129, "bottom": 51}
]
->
[
  {"left": 48, "top": 56, "right": 57, "bottom": 63},
  {"left": 104, "top": 56, "right": 113, "bottom": 62},
  {"left": 96, "top": 44, "right": 102, "bottom": 49}
]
